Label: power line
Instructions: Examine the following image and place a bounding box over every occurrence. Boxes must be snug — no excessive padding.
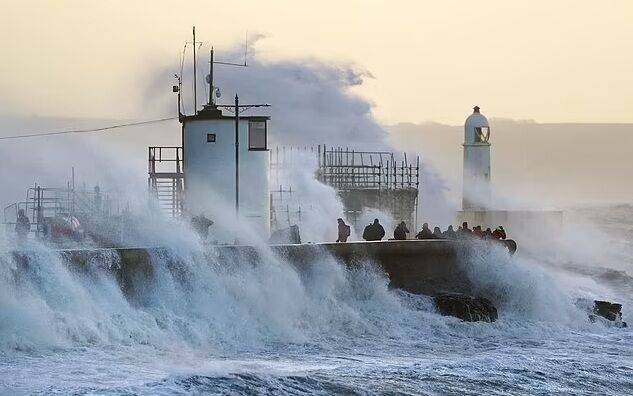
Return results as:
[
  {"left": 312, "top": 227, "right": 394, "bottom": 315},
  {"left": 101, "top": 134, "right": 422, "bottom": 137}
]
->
[{"left": 0, "top": 117, "right": 178, "bottom": 141}]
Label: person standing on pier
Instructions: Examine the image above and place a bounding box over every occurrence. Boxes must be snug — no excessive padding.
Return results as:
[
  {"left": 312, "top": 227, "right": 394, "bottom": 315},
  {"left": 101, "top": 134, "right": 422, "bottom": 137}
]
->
[
  {"left": 191, "top": 214, "right": 214, "bottom": 240},
  {"left": 15, "top": 209, "right": 30, "bottom": 240},
  {"left": 492, "top": 226, "right": 506, "bottom": 240},
  {"left": 363, "top": 219, "right": 385, "bottom": 241},
  {"left": 415, "top": 223, "right": 434, "bottom": 239},
  {"left": 443, "top": 225, "right": 457, "bottom": 239},
  {"left": 393, "top": 221, "right": 409, "bottom": 240},
  {"left": 336, "top": 218, "right": 351, "bottom": 242},
  {"left": 457, "top": 222, "right": 472, "bottom": 237}
]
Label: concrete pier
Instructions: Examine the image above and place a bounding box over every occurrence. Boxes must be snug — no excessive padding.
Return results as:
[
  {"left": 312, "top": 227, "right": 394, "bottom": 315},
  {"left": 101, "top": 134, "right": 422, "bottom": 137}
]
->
[{"left": 8, "top": 239, "right": 516, "bottom": 298}]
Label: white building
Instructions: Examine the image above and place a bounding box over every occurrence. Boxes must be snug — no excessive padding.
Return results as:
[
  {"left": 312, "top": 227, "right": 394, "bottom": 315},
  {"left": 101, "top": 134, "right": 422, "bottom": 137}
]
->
[
  {"left": 462, "top": 106, "right": 491, "bottom": 210},
  {"left": 181, "top": 104, "right": 270, "bottom": 237}
]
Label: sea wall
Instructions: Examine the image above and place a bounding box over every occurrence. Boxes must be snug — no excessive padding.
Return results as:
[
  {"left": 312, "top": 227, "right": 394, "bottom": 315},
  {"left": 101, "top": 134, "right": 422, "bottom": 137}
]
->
[
  {"left": 273, "top": 240, "right": 470, "bottom": 294},
  {"left": 9, "top": 240, "right": 513, "bottom": 298}
]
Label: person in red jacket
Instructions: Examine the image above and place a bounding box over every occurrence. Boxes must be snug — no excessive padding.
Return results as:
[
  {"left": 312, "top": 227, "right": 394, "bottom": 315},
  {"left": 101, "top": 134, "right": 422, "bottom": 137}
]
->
[{"left": 492, "top": 226, "right": 506, "bottom": 240}]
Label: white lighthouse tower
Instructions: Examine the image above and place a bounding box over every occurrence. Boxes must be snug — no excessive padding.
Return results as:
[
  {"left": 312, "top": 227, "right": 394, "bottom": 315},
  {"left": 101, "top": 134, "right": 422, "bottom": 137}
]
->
[
  {"left": 462, "top": 106, "right": 491, "bottom": 210},
  {"left": 458, "top": 105, "right": 564, "bottom": 238}
]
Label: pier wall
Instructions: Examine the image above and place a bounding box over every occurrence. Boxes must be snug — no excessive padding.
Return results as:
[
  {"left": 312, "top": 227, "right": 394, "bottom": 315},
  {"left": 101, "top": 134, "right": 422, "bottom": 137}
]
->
[{"left": 9, "top": 240, "right": 512, "bottom": 298}]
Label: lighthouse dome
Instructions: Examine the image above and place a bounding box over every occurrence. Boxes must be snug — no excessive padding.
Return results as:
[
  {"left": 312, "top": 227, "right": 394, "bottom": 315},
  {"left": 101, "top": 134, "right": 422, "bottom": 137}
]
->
[{"left": 464, "top": 106, "right": 490, "bottom": 144}]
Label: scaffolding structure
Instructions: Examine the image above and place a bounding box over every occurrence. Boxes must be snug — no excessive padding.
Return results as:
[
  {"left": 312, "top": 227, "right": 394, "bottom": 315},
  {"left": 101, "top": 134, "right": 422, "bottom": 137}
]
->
[
  {"left": 3, "top": 183, "right": 115, "bottom": 237},
  {"left": 148, "top": 146, "right": 184, "bottom": 217},
  {"left": 316, "top": 145, "right": 420, "bottom": 229},
  {"left": 268, "top": 144, "right": 421, "bottom": 232},
  {"left": 317, "top": 145, "right": 420, "bottom": 190}
]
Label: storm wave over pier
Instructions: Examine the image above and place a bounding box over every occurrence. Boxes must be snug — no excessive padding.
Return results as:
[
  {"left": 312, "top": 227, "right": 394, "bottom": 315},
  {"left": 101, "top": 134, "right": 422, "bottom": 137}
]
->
[{"left": 1, "top": 205, "right": 632, "bottom": 395}]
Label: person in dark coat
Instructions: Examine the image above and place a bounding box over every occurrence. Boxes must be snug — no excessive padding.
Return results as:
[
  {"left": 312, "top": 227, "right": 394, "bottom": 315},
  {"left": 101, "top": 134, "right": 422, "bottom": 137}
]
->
[
  {"left": 483, "top": 227, "right": 493, "bottom": 239},
  {"left": 191, "top": 214, "right": 214, "bottom": 240},
  {"left": 472, "top": 225, "right": 484, "bottom": 238},
  {"left": 433, "top": 226, "right": 443, "bottom": 239},
  {"left": 457, "top": 222, "right": 472, "bottom": 237},
  {"left": 443, "top": 225, "right": 457, "bottom": 239},
  {"left": 393, "top": 221, "right": 409, "bottom": 240},
  {"left": 363, "top": 219, "right": 385, "bottom": 241},
  {"left": 15, "top": 209, "right": 30, "bottom": 239},
  {"left": 415, "top": 223, "right": 434, "bottom": 239},
  {"left": 336, "top": 218, "right": 351, "bottom": 242}
]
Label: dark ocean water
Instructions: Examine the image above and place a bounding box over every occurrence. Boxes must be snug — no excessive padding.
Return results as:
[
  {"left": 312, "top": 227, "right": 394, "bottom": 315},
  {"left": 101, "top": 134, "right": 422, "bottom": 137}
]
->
[{"left": 1, "top": 205, "right": 632, "bottom": 395}]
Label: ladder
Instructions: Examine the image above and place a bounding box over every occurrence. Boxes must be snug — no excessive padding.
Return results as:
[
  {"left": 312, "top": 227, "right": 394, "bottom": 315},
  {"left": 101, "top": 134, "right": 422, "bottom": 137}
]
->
[{"left": 148, "top": 147, "right": 184, "bottom": 218}]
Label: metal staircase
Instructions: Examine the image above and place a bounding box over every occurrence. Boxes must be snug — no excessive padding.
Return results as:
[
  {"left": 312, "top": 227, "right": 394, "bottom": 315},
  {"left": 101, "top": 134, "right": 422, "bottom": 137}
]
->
[{"left": 148, "top": 146, "right": 184, "bottom": 217}]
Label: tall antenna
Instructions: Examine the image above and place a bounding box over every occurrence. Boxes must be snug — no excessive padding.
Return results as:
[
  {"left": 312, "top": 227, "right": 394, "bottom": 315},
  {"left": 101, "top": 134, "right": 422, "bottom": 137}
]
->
[
  {"left": 206, "top": 33, "right": 250, "bottom": 106},
  {"left": 192, "top": 26, "right": 197, "bottom": 112},
  {"left": 208, "top": 47, "right": 214, "bottom": 105},
  {"left": 244, "top": 31, "right": 248, "bottom": 67}
]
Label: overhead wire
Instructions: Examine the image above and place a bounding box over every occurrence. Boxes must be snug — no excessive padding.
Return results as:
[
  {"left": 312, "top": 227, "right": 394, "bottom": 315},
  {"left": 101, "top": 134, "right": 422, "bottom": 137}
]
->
[{"left": 0, "top": 117, "right": 178, "bottom": 141}]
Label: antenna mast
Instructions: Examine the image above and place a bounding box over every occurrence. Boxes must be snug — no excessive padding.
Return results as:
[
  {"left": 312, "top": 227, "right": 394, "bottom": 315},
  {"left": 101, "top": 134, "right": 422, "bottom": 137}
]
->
[
  {"left": 192, "top": 26, "right": 197, "bottom": 112},
  {"left": 208, "top": 48, "right": 214, "bottom": 105},
  {"left": 206, "top": 33, "right": 250, "bottom": 107}
]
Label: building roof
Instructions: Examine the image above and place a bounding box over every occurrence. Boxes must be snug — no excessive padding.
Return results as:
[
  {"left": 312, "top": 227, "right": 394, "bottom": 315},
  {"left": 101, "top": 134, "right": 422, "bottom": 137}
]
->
[{"left": 180, "top": 104, "right": 270, "bottom": 123}]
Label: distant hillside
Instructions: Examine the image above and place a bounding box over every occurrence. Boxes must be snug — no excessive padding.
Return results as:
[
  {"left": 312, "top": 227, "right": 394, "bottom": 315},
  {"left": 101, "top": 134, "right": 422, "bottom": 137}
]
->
[{"left": 388, "top": 120, "right": 633, "bottom": 207}]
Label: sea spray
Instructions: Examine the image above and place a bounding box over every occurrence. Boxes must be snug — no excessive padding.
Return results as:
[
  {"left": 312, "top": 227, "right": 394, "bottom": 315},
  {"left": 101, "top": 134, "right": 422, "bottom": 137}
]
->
[
  {"left": 457, "top": 240, "right": 628, "bottom": 330},
  {"left": 2, "top": 226, "right": 633, "bottom": 394},
  {"left": 0, "top": 236, "right": 426, "bottom": 354}
]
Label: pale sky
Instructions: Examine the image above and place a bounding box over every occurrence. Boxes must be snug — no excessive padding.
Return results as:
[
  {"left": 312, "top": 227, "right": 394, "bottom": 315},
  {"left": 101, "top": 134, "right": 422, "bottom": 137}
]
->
[{"left": 2, "top": 0, "right": 632, "bottom": 124}]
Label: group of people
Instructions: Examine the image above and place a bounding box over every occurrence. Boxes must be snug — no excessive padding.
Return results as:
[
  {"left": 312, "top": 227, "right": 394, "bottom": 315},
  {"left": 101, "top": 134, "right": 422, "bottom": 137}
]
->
[
  {"left": 336, "top": 218, "right": 507, "bottom": 243},
  {"left": 337, "top": 218, "right": 387, "bottom": 242},
  {"left": 413, "top": 221, "right": 506, "bottom": 240}
]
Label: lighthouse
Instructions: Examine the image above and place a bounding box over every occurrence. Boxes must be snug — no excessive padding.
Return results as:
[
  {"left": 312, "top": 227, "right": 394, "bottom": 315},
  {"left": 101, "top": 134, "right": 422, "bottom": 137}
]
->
[
  {"left": 462, "top": 106, "right": 491, "bottom": 210},
  {"left": 458, "top": 105, "right": 563, "bottom": 239}
]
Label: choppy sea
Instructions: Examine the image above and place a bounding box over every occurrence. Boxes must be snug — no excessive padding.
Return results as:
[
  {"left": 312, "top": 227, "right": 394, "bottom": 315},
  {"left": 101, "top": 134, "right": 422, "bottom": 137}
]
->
[{"left": 1, "top": 205, "right": 632, "bottom": 395}]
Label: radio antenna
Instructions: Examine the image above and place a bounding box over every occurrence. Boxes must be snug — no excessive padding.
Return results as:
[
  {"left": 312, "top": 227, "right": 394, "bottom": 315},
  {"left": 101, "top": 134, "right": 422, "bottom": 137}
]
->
[
  {"left": 244, "top": 31, "right": 248, "bottom": 66},
  {"left": 206, "top": 32, "right": 249, "bottom": 106}
]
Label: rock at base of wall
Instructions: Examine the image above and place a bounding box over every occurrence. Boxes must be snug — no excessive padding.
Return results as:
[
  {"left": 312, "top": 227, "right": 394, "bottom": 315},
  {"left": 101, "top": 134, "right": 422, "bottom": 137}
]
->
[
  {"left": 592, "top": 300, "right": 627, "bottom": 328},
  {"left": 434, "top": 293, "right": 498, "bottom": 323},
  {"left": 576, "top": 298, "right": 627, "bottom": 328}
]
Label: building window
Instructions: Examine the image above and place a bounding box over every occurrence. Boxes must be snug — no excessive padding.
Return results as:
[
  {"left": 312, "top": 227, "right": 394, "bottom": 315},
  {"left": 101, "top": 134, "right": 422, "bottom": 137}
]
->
[
  {"left": 249, "top": 120, "right": 267, "bottom": 150},
  {"left": 207, "top": 133, "right": 216, "bottom": 142},
  {"left": 474, "top": 127, "right": 490, "bottom": 143}
]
